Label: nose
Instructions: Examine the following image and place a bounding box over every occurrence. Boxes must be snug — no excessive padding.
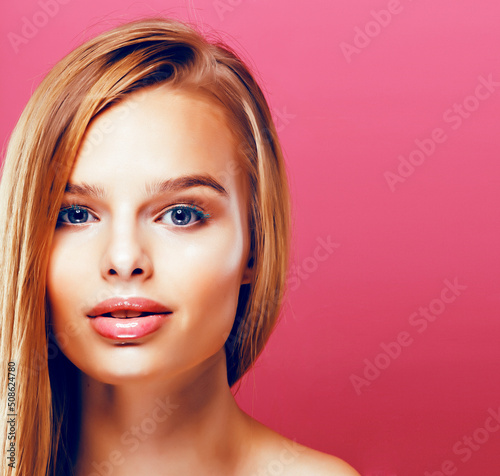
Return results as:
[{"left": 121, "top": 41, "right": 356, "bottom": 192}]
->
[{"left": 100, "top": 219, "right": 153, "bottom": 282}]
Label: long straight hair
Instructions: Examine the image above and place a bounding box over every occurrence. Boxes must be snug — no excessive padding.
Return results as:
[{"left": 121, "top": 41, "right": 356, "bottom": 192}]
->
[{"left": 0, "top": 17, "right": 291, "bottom": 475}]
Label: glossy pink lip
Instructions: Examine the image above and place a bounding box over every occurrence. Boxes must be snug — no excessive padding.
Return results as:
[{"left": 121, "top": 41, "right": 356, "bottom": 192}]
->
[{"left": 87, "top": 297, "right": 172, "bottom": 340}]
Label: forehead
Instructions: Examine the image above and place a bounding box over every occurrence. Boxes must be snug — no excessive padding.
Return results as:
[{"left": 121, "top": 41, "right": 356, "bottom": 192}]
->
[{"left": 71, "top": 84, "right": 248, "bottom": 200}]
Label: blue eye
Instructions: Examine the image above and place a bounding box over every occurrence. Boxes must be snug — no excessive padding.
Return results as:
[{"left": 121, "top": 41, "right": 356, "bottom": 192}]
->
[
  {"left": 55, "top": 203, "right": 210, "bottom": 228},
  {"left": 159, "top": 205, "right": 211, "bottom": 227},
  {"left": 57, "top": 205, "right": 96, "bottom": 225}
]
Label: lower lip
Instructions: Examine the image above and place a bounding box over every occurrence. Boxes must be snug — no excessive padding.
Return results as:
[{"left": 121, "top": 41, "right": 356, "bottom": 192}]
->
[{"left": 89, "top": 314, "right": 171, "bottom": 340}]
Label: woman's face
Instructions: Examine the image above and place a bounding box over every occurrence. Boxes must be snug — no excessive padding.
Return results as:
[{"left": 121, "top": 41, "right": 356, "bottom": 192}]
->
[{"left": 46, "top": 85, "right": 253, "bottom": 384}]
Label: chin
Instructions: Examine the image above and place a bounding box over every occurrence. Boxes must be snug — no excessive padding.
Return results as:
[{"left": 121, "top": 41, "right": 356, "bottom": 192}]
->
[
  {"left": 71, "top": 346, "right": 167, "bottom": 385},
  {"left": 86, "top": 363, "right": 164, "bottom": 386},
  {"left": 68, "top": 338, "right": 228, "bottom": 387}
]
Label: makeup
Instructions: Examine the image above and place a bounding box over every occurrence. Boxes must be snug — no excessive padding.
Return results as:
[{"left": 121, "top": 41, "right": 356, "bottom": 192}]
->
[
  {"left": 87, "top": 297, "right": 173, "bottom": 340},
  {"left": 89, "top": 315, "right": 170, "bottom": 340}
]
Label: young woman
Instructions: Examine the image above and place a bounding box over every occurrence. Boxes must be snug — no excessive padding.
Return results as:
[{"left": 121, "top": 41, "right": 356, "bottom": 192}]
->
[{"left": 0, "top": 17, "right": 360, "bottom": 476}]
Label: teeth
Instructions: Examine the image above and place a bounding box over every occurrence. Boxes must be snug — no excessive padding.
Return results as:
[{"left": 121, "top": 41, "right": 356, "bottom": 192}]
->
[{"left": 110, "top": 311, "right": 143, "bottom": 318}]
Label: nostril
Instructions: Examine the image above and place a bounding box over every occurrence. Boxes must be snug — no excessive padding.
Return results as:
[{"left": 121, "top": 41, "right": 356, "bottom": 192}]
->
[{"left": 108, "top": 268, "right": 143, "bottom": 276}]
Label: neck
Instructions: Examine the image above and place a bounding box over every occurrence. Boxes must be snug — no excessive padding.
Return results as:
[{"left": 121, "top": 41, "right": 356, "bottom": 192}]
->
[{"left": 75, "top": 349, "right": 252, "bottom": 475}]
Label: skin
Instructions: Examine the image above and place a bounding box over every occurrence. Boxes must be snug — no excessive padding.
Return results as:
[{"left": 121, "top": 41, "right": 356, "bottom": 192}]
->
[{"left": 46, "top": 84, "right": 360, "bottom": 476}]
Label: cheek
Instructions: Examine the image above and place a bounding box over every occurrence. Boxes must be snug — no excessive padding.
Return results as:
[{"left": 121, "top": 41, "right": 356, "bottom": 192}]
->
[
  {"left": 46, "top": 235, "right": 95, "bottom": 340},
  {"left": 157, "top": 227, "right": 246, "bottom": 338}
]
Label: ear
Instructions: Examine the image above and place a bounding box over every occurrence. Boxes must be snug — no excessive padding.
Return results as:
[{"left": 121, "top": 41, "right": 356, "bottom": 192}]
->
[{"left": 241, "top": 254, "right": 255, "bottom": 285}]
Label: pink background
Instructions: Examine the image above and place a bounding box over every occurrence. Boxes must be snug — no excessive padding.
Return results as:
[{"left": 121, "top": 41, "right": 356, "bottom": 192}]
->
[{"left": 2, "top": 1, "right": 500, "bottom": 475}]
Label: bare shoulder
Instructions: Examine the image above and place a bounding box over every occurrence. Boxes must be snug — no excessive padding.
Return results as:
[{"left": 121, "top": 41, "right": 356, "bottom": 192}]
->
[
  {"left": 241, "top": 413, "right": 361, "bottom": 476},
  {"left": 288, "top": 440, "right": 362, "bottom": 476}
]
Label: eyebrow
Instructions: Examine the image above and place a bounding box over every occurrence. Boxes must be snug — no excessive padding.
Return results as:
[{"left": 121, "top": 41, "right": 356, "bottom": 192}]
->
[{"left": 64, "top": 174, "right": 229, "bottom": 199}]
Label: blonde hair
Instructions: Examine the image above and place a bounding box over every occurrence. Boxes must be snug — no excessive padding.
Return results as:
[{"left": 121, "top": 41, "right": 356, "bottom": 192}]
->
[{"left": 0, "top": 17, "right": 291, "bottom": 475}]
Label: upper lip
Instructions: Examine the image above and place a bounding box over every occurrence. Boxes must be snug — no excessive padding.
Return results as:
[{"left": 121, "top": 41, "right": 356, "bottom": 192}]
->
[{"left": 87, "top": 297, "right": 173, "bottom": 318}]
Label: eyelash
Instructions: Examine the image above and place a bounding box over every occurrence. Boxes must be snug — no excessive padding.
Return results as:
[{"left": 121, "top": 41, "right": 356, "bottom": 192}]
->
[{"left": 56, "top": 202, "right": 212, "bottom": 228}]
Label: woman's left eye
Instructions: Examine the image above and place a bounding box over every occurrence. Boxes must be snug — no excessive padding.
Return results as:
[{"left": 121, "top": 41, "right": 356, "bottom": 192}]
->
[
  {"left": 158, "top": 205, "right": 210, "bottom": 227},
  {"left": 57, "top": 205, "right": 97, "bottom": 225}
]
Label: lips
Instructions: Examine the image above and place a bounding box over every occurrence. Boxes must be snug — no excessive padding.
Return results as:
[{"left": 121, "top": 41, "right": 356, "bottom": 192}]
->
[
  {"left": 87, "top": 297, "right": 172, "bottom": 340},
  {"left": 87, "top": 297, "right": 172, "bottom": 318}
]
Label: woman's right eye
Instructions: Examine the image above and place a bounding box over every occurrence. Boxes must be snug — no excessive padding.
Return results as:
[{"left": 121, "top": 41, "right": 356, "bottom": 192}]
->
[{"left": 57, "top": 205, "right": 97, "bottom": 226}]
